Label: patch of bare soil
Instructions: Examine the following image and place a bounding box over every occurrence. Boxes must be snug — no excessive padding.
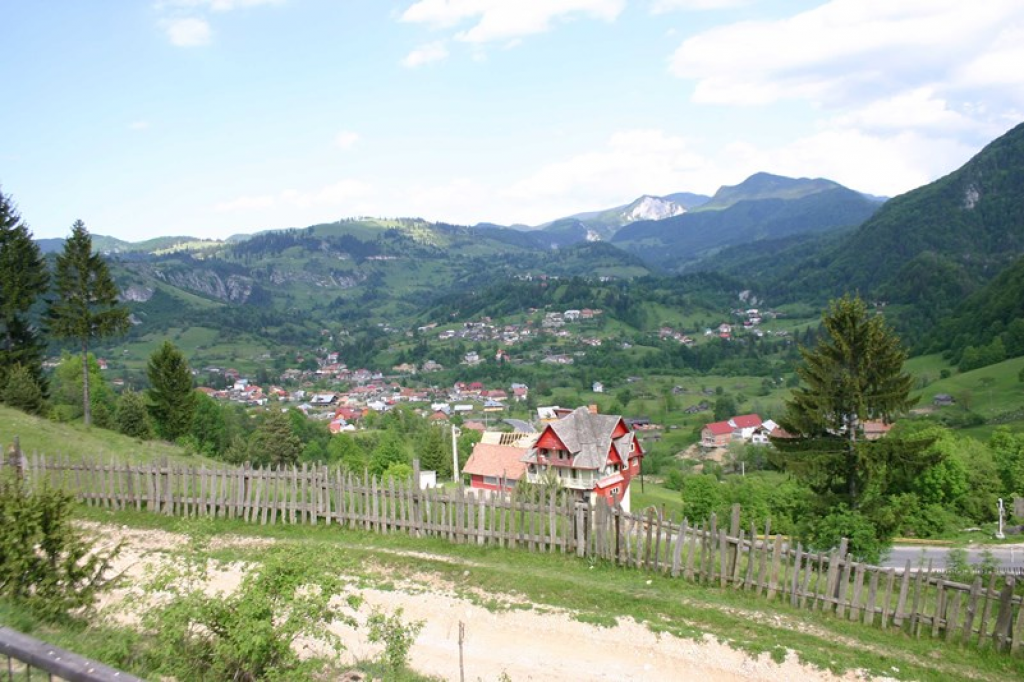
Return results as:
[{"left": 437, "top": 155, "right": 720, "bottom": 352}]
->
[{"left": 83, "top": 522, "right": 891, "bottom": 682}]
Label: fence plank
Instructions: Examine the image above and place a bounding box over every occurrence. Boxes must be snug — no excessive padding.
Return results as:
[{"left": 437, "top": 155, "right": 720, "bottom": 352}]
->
[
  {"left": 671, "top": 519, "right": 686, "bottom": 578},
  {"left": 977, "top": 573, "right": 998, "bottom": 646},
  {"left": 864, "top": 569, "right": 880, "bottom": 627},
  {"left": 991, "top": 578, "right": 1016, "bottom": 651},
  {"left": 945, "top": 590, "right": 962, "bottom": 643},
  {"left": 893, "top": 561, "right": 912, "bottom": 628}
]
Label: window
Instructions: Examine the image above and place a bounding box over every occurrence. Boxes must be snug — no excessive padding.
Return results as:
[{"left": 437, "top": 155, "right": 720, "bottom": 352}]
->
[
  {"left": 609, "top": 487, "right": 620, "bottom": 496},
  {"left": 483, "top": 476, "right": 500, "bottom": 486}
]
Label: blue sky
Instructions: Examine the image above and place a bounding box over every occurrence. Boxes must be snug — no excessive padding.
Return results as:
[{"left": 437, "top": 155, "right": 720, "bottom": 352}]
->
[{"left": 2, "top": 0, "right": 1022, "bottom": 241}]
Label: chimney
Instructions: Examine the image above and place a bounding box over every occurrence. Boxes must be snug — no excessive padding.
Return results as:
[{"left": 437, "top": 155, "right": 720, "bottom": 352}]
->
[{"left": 588, "top": 404, "right": 599, "bottom": 414}]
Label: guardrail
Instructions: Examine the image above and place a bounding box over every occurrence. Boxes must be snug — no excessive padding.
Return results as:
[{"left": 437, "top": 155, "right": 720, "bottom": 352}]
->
[{"left": 0, "top": 626, "right": 143, "bottom": 682}]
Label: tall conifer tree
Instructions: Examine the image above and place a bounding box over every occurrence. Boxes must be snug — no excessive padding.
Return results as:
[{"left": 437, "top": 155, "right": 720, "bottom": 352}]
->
[
  {"left": 48, "top": 220, "right": 128, "bottom": 426},
  {"left": 0, "top": 190, "right": 49, "bottom": 394},
  {"left": 773, "top": 294, "right": 917, "bottom": 505},
  {"left": 147, "top": 340, "right": 196, "bottom": 442}
]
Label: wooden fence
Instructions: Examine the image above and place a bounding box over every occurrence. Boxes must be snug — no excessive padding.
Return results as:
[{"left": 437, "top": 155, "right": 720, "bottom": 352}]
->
[{"left": 18, "top": 454, "right": 1024, "bottom": 657}]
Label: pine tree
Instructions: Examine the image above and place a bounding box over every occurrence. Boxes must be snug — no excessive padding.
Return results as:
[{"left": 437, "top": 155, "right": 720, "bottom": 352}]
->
[
  {"left": 773, "top": 295, "right": 917, "bottom": 505},
  {"left": 0, "top": 190, "right": 49, "bottom": 393},
  {"left": 147, "top": 341, "right": 196, "bottom": 442},
  {"left": 47, "top": 221, "right": 128, "bottom": 427},
  {"left": 2, "top": 364, "right": 45, "bottom": 415},
  {"left": 249, "top": 410, "right": 301, "bottom": 467},
  {"left": 417, "top": 426, "right": 450, "bottom": 478},
  {"left": 115, "top": 389, "right": 153, "bottom": 440}
]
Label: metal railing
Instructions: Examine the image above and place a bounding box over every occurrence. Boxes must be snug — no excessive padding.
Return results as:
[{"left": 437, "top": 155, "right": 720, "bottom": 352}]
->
[{"left": 0, "top": 627, "right": 143, "bottom": 681}]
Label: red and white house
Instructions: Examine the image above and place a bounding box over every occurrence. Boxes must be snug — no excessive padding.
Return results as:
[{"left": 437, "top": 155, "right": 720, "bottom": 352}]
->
[
  {"left": 701, "top": 414, "right": 763, "bottom": 448},
  {"left": 463, "top": 443, "right": 528, "bottom": 493},
  {"left": 521, "top": 406, "right": 644, "bottom": 511}
]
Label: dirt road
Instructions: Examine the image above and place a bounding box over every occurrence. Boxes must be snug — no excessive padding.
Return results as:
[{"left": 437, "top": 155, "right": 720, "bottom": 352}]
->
[{"left": 88, "top": 522, "right": 884, "bottom": 682}]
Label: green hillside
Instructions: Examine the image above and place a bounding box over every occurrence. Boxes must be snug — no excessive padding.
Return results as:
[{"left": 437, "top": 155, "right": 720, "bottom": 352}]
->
[
  {"left": 0, "top": 404, "right": 200, "bottom": 464},
  {"left": 778, "top": 121, "right": 1024, "bottom": 308},
  {"left": 693, "top": 172, "right": 847, "bottom": 211}
]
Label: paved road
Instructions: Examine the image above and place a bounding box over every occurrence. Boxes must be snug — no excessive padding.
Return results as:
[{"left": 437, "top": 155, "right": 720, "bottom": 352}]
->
[{"left": 883, "top": 543, "right": 1024, "bottom": 569}]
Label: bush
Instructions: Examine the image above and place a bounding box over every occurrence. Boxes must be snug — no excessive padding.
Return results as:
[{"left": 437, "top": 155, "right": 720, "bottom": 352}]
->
[
  {"left": 2, "top": 365, "right": 46, "bottom": 415},
  {"left": 138, "top": 522, "right": 353, "bottom": 681},
  {"left": 367, "top": 607, "right": 424, "bottom": 678},
  {"left": 0, "top": 470, "right": 120, "bottom": 621},
  {"left": 803, "top": 505, "right": 888, "bottom": 564}
]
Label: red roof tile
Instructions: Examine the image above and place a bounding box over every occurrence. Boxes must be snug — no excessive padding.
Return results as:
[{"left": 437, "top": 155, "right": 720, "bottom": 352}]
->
[{"left": 463, "top": 443, "right": 527, "bottom": 481}]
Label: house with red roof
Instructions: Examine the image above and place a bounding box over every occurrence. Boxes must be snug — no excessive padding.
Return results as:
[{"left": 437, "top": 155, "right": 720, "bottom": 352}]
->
[
  {"left": 701, "top": 414, "right": 763, "bottom": 448},
  {"left": 701, "top": 421, "right": 734, "bottom": 448},
  {"left": 463, "top": 442, "right": 528, "bottom": 493},
  {"left": 521, "top": 406, "right": 644, "bottom": 511}
]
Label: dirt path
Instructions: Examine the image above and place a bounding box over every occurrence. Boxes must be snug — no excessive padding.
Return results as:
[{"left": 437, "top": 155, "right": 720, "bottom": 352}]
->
[{"left": 84, "top": 522, "right": 887, "bottom": 682}]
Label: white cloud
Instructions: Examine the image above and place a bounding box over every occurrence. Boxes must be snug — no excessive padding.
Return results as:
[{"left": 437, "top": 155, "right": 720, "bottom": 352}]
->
[
  {"left": 651, "top": 0, "right": 747, "bottom": 12},
  {"left": 402, "top": 41, "right": 449, "bottom": 67},
  {"left": 502, "top": 129, "right": 711, "bottom": 221},
  {"left": 830, "top": 87, "right": 975, "bottom": 134},
  {"left": 156, "top": 0, "right": 284, "bottom": 12},
  {"left": 216, "top": 179, "right": 373, "bottom": 213},
  {"left": 215, "top": 194, "right": 277, "bottom": 211},
  {"left": 719, "top": 126, "right": 978, "bottom": 199},
  {"left": 156, "top": 0, "right": 283, "bottom": 46},
  {"left": 334, "top": 131, "right": 360, "bottom": 150},
  {"left": 163, "top": 17, "right": 212, "bottom": 46},
  {"left": 669, "top": 0, "right": 1024, "bottom": 107},
  {"left": 401, "top": 0, "right": 625, "bottom": 44},
  {"left": 129, "top": 121, "right": 151, "bottom": 131}
]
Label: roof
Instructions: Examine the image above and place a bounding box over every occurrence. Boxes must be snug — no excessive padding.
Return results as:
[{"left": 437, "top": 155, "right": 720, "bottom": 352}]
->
[
  {"left": 704, "top": 421, "right": 733, "bottom": 435},
  {"left": 730, "top": 414, "right": 762, "bottom": 429},
  {"left": 525, "top": 406, "right": 634, "bottom": 469},
  {"left": 463, "top": 443, "right": 527, "bottom": 481}
]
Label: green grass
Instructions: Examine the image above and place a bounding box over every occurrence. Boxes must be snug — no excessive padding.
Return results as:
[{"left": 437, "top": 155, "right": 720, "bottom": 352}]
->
[
  {"left": 0, "top": 405, "right": 206, "bottom": 464},
  {"left": 631, "top": 481, "right": 684, "bottom": 518},
  {"left": 47, "top": 506, "right": 1024, "bottom": 682}
]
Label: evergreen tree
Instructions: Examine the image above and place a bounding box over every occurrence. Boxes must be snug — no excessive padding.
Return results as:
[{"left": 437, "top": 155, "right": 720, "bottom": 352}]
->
[
  {"left": 47, "top": 221, "right": 128, "bottom": 427},
  {"left": 249, "top": 410, "right": 301, "bottom": 467},
  {"left": 2, "top": 364, "right": 45, "bottom": 415},
  {"left": 417, "top": 426, "right": 449, "bottom": 478},
  {"left": 773, "top": 294, "right": 919, "bottom": 507},
  {"left": 147, "top": 341, "right": 196, "bottom": 442},
  {"left": 191, "top": 392, "right": 228, "bottom": 457},
  {"left": 713, "top": 394, "right": 737, "bottom": 421},
  {"left": 0, "top": 190, "right": 49, "bottom": 393},
  {"left": 115, "top": 389, "right": 152, "bottom": 440}
]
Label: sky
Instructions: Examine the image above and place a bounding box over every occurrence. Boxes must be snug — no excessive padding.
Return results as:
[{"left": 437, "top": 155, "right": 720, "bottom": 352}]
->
[{"left": 2, "top": 0, "right": 1022, "bottom": 241}]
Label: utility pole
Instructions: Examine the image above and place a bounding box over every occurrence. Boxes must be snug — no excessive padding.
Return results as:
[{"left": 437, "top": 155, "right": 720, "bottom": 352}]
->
[{"left": 451, "top": 425, "right": 462, "bottom": 483}]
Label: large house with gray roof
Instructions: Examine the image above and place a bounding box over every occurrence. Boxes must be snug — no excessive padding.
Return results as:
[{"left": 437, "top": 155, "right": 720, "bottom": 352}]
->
[{"left": 521, "top": 406, "right": 644, "bottom": 511}]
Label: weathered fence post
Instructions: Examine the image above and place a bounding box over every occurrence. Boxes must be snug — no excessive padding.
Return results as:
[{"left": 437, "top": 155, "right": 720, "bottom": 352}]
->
[{"left": 4, "top": 436, "right": 24, "bottom": 478}]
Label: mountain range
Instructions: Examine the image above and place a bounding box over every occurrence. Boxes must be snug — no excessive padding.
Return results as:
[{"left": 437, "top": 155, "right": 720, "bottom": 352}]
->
[{"left": 31, "top": 119, "right": 1024, "bottom": 364}]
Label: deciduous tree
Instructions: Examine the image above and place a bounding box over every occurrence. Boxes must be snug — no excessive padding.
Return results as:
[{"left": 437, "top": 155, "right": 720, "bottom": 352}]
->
[{"left": 47, "top": 221, "right": 128, "bottom": 427}]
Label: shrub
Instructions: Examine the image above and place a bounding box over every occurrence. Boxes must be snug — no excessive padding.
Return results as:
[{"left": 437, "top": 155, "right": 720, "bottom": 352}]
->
[
  {"left": 138, "top": 522, "right": 353, "bottom": 681},
  {"left": 0, "top": 470, "right": 120, "bottom": 621},
  {"left": 2, "top": 365, "right": 45, "bottom": 415},
  {"left": 367, "top": 607, "right": 424, "bottom": 678}
]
